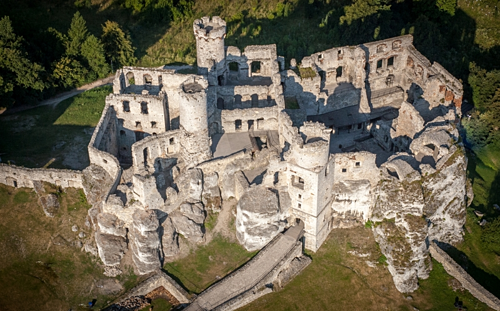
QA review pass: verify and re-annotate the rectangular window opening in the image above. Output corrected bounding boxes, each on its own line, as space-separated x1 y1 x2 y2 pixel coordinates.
342 168 347 173
377 59 383 69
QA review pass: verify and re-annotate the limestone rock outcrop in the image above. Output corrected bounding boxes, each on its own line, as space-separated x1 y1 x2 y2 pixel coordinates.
130 210 162 274
236 186 286 251
202 172 221 212
82 164 114 206
161 217 180 258
95 212 128 266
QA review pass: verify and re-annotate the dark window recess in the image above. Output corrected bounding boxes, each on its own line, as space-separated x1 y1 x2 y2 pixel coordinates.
342 168 347 173
141 102 148 114
388 56 395 67
235 120 242 130
169 137 175 144
355 162 361 167
377 59 383 69
123 101 130 112
120 130 125 136
151 121 157 128
136 121 141 128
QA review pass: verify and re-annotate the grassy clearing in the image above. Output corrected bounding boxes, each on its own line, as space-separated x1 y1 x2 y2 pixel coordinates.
0 183 138 311
238 227 491 311
139 298 172 311
0 86 109 169
163 234 256 294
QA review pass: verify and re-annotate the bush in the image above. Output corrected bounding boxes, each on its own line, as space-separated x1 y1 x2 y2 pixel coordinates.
481 217 500 254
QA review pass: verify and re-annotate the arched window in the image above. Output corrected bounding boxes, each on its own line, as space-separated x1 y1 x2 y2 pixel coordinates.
126 72 135 85
143 74 152 85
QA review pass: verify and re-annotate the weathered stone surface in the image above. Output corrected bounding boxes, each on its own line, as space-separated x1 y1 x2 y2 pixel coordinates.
170 212 204 243
392 101 425 139
236 186 285 251
95 232 127 266
82 164 113 206
177 168 203 203
179 202 205 224
202 172 222 211
130 209 162 275
40 193 60 217
331 180 371 225
161 217 179 257
97 213 127 237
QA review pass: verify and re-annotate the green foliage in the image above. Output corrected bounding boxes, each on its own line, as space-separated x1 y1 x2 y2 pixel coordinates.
121 0 194 24
364 220 373 228
52 57 88 88
481 217 500 254
81 35 109 78
101 20 137 68
66 12 88 57
377 254 387 264
468 63 500 113
340 0 391 25
436 0 456 16
0 16 46 107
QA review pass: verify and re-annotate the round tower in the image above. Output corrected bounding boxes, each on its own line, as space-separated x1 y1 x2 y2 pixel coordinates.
178 77 209 135
193 16 226 76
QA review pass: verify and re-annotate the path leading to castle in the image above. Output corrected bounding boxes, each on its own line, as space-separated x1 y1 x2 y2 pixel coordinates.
185 225 303 311
2 76 114 115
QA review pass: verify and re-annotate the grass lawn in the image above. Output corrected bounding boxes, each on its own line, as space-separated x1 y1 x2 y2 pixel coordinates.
163 234 256 294
238 227 492 311
0 86 109 169
0 183 138 311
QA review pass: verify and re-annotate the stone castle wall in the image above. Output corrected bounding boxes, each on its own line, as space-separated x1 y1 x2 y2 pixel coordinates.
429 242 500 311
0 164 83 189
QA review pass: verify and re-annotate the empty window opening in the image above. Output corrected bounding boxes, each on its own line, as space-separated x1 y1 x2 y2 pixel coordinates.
251 61 261 74
218 75 224 86
122 147 127 151
141 102 148 114
143 148 148 168
248 120 254 130
126 72 135 85
298 203 302 209
257 118 264 130
235 119 242 130
358 123 362 129
377 59 383 69
123 101 130 112
152 132 157 136
339 144 343 149
143 74 152 85
292 175 305 189
217 98 224 109
229 62 239 72
355 162 361 167
169 137 175 144
298 194 302 199
336 66 343 78
120 130 125 136
338 50 342 55
234 95 242 106
13 180 17 188
319 70 326 82
151 121 157 128
158 75 163 85
251 94 259 107
136 121 141 128
342 168 347 173
388 56 395 67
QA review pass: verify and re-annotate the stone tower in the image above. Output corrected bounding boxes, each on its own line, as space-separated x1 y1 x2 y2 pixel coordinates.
178 76 212 166
193 16 226 84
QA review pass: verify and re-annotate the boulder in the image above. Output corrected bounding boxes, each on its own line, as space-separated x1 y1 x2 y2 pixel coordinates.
161 217 179 257
179 202 205 224
170 212 204 243
95 232 127 266
82 164 114 206
202 172 222 212
129 209 162 275
236 186 285 251
97 213 127 237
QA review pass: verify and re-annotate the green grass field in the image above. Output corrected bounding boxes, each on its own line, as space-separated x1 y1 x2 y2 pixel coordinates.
0 184 139 311
163 234 256 294
0 86 109 169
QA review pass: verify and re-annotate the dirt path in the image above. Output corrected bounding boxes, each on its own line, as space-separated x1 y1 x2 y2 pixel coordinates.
1 76 114 115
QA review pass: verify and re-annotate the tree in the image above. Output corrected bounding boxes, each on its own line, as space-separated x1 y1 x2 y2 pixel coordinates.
0 16 45 107
481 217 500 254
101 21 137 68
66 12 88 57
81 34 109 78
51 56 88 88
340 0 391 26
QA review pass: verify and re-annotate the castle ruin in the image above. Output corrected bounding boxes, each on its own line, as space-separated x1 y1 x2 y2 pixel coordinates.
0 16 470 301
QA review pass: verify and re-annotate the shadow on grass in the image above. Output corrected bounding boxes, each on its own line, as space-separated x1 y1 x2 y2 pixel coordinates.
441 242 500 298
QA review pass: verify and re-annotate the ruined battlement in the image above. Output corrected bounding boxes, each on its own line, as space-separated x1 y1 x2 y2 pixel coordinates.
193 16 226 40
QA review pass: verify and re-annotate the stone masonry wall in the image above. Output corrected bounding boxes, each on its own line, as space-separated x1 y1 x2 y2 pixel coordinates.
0 164 83 189
429 242 500 311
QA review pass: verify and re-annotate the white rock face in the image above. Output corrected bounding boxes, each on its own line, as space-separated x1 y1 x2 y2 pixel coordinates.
161 217 179 257
129 209 162 275
236 186 285 251
331 180 371 227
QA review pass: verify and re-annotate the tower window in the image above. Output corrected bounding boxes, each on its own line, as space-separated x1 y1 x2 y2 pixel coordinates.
251 61 261 74
136 121 141 128
342 168 347 173
355 162 361 167
235 120 242 130
388 56 395 67
141 101 148 114
377 59 383 69
123 101 130 112
169 137 175 144
151 121 157 128
298 203 302 209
